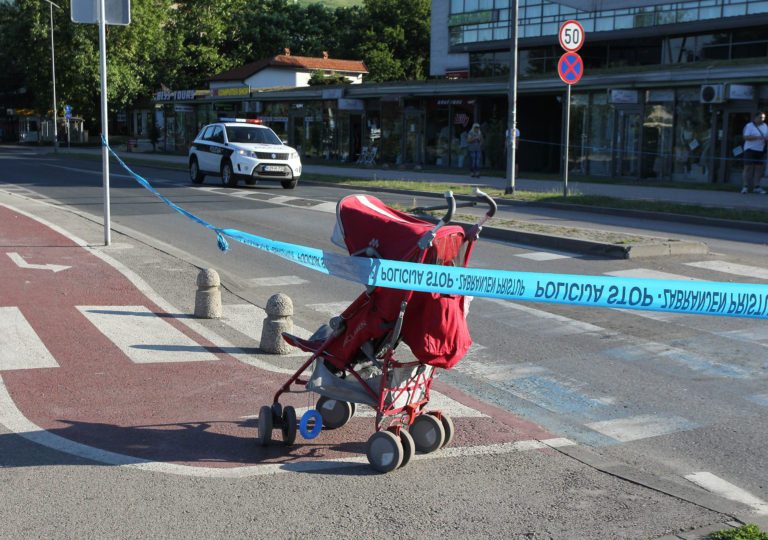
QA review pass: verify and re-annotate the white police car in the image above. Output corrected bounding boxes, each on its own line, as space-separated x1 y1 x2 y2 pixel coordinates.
188 118 302 189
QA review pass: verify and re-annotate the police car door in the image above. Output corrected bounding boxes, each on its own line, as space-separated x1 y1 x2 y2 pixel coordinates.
201 125 225 172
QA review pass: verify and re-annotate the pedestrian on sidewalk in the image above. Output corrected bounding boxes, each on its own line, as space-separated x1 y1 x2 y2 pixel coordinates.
467 123 484 178
741 111 768 194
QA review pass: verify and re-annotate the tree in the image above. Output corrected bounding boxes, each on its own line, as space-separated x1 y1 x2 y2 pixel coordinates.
357 0 430 82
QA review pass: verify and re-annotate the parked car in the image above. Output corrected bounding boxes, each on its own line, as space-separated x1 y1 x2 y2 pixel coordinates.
188 118 302 189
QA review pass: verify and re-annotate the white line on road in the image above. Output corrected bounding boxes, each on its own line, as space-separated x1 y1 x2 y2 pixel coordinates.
77 305 220 363
515 251 570 261
685 472 768 515
685 260 768 281
246 275 309 287
586 414 698 443
7 252 71 273
0 307 59 370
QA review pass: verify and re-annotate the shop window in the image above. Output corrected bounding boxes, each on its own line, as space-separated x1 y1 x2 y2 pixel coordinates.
673 91 712 182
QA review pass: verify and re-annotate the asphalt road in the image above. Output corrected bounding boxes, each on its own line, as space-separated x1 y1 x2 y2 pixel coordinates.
1 147 768 538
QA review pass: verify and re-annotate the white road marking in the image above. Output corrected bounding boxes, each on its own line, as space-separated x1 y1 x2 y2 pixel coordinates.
685 260 768 281
482 297 608 335
7 252 71 273
306 301 352 316
748 393 768 407
605 268 702 281
311 201 337 213
516 251 570 261
77 305 220 363
246 275 309 287
685 472 768 515
586 414 697 442
0 307 59 370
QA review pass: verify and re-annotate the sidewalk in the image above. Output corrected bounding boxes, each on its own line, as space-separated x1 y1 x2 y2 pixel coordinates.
41 144 768 214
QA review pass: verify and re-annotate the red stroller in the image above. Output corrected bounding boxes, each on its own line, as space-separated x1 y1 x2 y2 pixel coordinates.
257 189 497 472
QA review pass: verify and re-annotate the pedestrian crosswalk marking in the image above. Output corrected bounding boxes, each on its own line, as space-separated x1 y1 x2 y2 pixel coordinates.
605 268 701 281
685 260 768 281
586 414 698 443
0 307 59 371
685 472 768 515
246 275 309 287
515 251 570 261
306 301 352 316
77 305 220 364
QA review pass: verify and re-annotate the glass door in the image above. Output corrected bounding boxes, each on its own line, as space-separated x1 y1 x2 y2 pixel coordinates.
403 111 425 165
613 107 642 177
718 110 751 185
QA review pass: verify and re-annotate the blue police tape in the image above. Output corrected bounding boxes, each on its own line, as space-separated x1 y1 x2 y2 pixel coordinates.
104 140 768 319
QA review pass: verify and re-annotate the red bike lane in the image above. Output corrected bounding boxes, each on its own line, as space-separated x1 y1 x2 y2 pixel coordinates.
0 203 559 471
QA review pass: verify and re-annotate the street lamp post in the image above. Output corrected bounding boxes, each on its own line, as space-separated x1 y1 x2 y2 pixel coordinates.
42 0 61 151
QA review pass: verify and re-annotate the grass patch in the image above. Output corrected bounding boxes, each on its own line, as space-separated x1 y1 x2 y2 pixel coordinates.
709 523 768 539
303 173 768 224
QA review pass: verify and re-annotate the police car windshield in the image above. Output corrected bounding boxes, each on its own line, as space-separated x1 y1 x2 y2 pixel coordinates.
226 125 282 145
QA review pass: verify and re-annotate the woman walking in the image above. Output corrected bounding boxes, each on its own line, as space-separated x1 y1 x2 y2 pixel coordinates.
467 123 484 177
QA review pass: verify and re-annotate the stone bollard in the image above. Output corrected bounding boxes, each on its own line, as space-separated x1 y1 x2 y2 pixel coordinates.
260 293 294 354
194 268 222 319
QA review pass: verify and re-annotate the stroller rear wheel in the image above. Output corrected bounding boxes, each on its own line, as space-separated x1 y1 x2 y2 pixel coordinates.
366 431 404 473
317 396 355 429
410 413 445 453
257 405 273 445
429 412 455 449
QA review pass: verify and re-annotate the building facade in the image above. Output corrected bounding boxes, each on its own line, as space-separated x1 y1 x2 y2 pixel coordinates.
146 1 768 185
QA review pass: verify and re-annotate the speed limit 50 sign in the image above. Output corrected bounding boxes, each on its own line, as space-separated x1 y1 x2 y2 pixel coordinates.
559 20 584 52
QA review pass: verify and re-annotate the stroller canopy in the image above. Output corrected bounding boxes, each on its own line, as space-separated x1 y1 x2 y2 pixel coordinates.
332 195 466 264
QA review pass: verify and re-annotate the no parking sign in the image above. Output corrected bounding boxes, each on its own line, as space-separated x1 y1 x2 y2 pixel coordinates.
557 52 584 85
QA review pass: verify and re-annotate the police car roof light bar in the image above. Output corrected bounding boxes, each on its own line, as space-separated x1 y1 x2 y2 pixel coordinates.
218 118 262 124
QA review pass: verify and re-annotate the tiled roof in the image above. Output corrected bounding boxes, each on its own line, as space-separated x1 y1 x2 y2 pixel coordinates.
208 54 367 82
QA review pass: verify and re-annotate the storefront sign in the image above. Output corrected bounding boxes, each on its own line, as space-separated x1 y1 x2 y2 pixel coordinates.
728 84 754 100
155 90 195 101
445 70 469 79
454 113 470 126
647 89 674 102
338 98 364 111
211 87 250 98
609 89 639 103
174 105 193 113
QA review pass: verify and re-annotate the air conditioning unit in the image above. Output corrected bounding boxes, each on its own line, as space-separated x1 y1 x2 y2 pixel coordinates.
700 84 726 104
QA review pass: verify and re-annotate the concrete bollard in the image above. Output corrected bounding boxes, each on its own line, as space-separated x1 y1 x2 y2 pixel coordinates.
194 268 222 319
260 293 294 354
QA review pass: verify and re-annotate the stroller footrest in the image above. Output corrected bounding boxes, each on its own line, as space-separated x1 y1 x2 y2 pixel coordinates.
282 333 324 353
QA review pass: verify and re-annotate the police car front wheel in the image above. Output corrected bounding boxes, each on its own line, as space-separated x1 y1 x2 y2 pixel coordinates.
221 161 238 187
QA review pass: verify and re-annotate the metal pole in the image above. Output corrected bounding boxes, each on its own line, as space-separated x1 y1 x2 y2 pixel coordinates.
564 84 571 197
45 1 60 151
504 0 519 195
99 0 111 245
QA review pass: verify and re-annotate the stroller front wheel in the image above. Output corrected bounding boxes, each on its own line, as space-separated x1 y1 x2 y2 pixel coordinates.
366 431 404 473
257 405 273 445
410 414 445 453
281 405 297 446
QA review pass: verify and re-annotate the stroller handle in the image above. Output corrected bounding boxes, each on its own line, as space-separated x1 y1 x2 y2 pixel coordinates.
417 191 456 250
472 188 497 218
442 191 456 224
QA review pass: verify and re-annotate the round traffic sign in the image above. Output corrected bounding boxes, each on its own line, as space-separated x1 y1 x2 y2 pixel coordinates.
559 20 585 52
558 52 584 84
